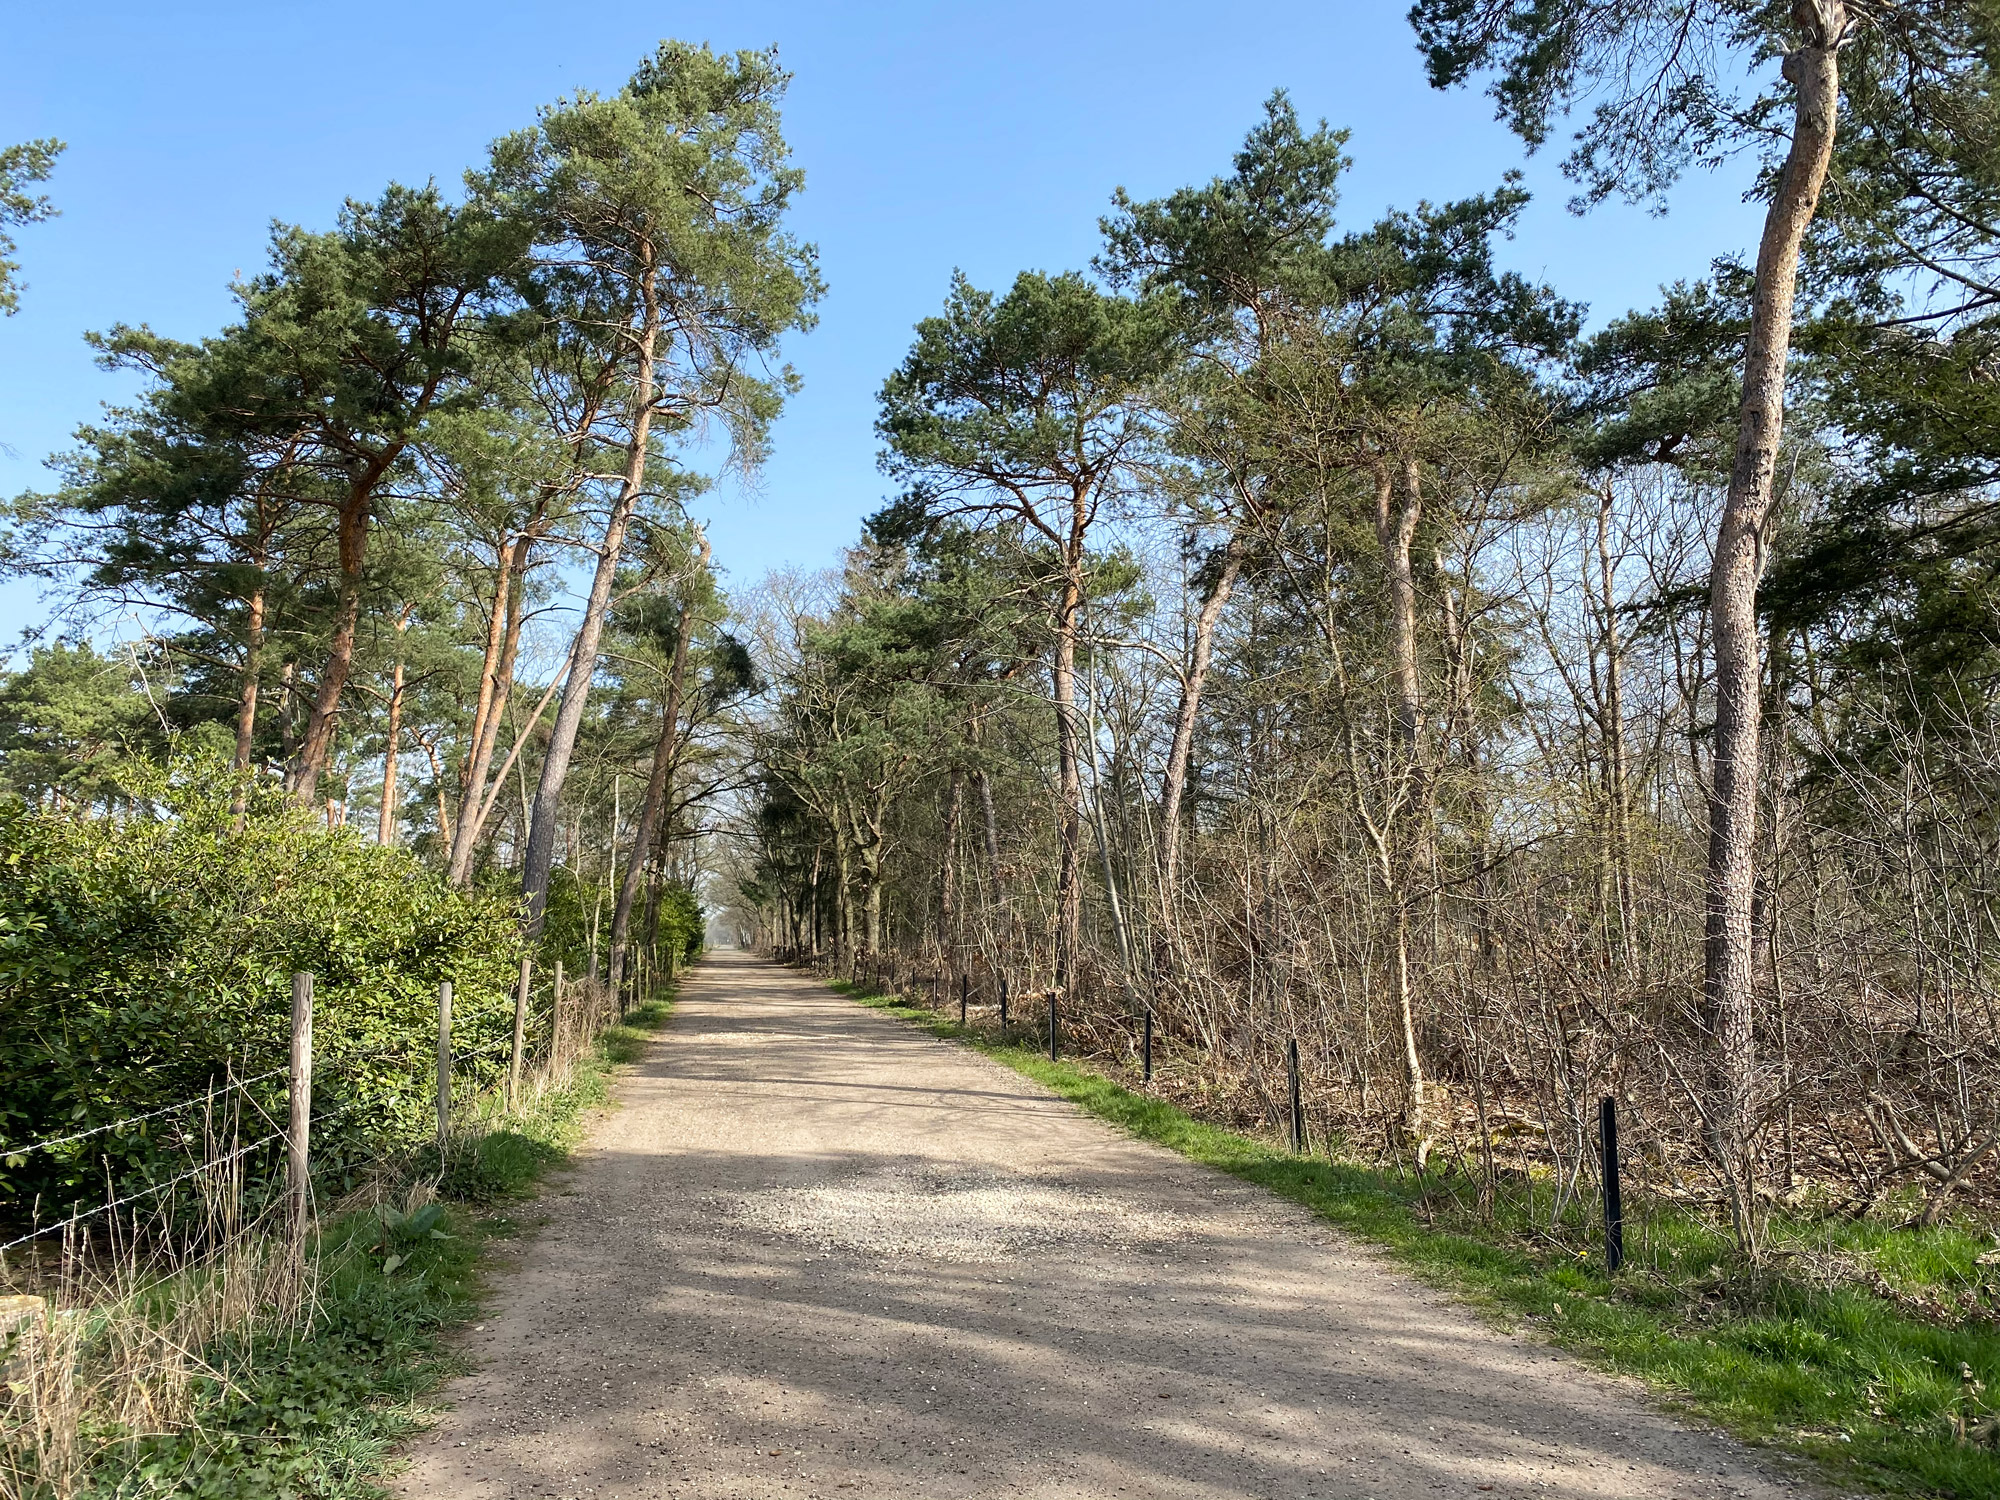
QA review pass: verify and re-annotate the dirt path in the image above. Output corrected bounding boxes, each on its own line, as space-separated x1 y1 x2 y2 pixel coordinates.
394 950 1823 1500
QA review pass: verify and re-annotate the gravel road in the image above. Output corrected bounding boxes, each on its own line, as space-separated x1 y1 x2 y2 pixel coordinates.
393 948 1827 1500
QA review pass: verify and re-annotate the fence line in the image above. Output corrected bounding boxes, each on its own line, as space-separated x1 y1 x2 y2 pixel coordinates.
0 1046 518 1262
3 961 640 1261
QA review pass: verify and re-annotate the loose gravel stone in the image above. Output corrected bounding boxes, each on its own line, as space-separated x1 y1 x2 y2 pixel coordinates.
725 1164 1193 1263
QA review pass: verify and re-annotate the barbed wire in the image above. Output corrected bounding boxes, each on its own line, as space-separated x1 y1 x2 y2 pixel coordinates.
450 1037 517 1062
0 1130 286 1256
4 1030 544 1161
1 1068 290 1162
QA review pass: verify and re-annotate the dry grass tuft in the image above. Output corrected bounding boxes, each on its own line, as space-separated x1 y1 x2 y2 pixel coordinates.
1 1131 316 1500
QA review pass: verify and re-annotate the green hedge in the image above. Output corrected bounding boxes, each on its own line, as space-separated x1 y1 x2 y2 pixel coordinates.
653 880 705 966
0 772 524 1225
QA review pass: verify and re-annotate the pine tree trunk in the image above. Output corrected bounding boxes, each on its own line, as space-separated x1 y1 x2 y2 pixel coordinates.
521 278 661 935
233 584 265 774
865 849 883 956
278 660 298 790
976 767 1002 882
941 766 963 963
609 594 695 993
291 488 372 806
378 656 405 847
450 533 529 882
1159 535 1243 900
230 583 266 829
1051 564 1084 1000
835 837 855 969
1703 5 1843 1255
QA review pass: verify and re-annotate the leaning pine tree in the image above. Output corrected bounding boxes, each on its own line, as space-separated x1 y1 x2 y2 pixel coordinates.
487 40 822 936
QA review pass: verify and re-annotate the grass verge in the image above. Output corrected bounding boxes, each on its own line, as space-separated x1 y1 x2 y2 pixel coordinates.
834 978 2000 1500
74 994 678 1500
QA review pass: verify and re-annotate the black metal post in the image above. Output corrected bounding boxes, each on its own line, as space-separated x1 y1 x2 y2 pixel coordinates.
1288 1037 1304 1153
1600 1096 1625 1274
1142 1009 1153 1084
999 974 1009 1034
959 973 968 1027
1048 993 1058 1062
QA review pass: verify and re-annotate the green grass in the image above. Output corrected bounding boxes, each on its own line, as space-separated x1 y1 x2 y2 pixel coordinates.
434 995 676 1202
78 991 679 1499
837 977 2000 1499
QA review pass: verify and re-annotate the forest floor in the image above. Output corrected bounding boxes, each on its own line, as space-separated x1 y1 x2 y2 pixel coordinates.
391 949 1828 1500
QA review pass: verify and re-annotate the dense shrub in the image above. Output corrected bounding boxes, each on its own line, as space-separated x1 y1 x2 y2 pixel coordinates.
525 866 706 982
0 772 524 1224
654 880 706 966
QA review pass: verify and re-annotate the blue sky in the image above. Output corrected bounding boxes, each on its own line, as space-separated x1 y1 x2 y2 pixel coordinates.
0 1 1766 639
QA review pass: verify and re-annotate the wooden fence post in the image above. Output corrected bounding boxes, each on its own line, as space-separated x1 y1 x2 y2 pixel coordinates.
288 972 314 1228
436 980 453 1154
551 958 564 1074
508 955 531 1113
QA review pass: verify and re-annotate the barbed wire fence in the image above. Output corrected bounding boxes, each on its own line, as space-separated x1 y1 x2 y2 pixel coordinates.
0 954 633 1277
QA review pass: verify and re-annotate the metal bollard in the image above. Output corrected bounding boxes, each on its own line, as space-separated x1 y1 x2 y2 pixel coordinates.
999 974 1009 1034
1288 1037 1305 1153
1600 1096 1625 1274
960 972 968 1027
1048 993 1058 1062
1143 1008 1153 1085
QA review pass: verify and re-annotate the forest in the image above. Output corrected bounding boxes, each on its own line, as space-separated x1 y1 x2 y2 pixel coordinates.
4 3 2000 1495
742 2 2000 1259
